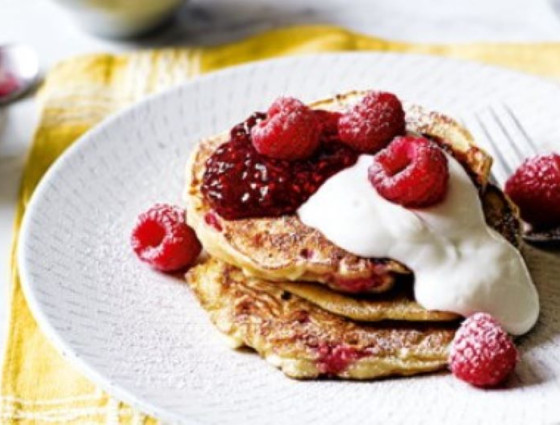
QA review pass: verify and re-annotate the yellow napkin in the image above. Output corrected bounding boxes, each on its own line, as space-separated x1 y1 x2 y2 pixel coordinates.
2 25 560 424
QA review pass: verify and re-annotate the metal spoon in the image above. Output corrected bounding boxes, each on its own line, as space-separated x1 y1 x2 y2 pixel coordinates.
0 44 39 105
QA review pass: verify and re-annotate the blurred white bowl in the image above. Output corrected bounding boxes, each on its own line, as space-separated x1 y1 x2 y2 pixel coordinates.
53 0 186 38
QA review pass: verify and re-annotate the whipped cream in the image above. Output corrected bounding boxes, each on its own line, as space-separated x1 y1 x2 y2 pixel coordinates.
297 154 539 335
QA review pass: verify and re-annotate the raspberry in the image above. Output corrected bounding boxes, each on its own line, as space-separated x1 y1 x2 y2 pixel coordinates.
131 204 201 272
251 97 320 160
317 343 364 375
449 313 518 388
505 153 560 229
368 136 449 208
0 71 20 97
338 91 405 153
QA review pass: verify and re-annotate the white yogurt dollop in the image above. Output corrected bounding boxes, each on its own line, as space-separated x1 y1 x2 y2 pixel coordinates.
297 154 539 335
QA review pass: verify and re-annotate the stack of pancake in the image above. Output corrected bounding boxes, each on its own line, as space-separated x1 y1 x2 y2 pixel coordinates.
183 91 521 380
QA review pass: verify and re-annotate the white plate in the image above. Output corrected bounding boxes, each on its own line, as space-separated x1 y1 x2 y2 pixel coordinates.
18 53 560 424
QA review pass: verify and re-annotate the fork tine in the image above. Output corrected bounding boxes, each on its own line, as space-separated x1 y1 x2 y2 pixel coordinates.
501 103 540 156
487 106 527 163
473 111 513 177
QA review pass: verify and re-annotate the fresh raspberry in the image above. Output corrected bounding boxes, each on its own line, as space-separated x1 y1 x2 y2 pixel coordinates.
505 153 560 229
251 97 320 160
368 136 449 208
449 313 518 388
131 204 201 272
338 91 405 153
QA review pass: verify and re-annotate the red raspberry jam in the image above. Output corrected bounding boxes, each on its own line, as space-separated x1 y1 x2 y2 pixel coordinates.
201 112 358 220
203 211 223 232
332 276 384 293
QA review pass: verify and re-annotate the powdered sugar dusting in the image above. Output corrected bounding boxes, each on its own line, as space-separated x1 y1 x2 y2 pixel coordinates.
450 313 518 387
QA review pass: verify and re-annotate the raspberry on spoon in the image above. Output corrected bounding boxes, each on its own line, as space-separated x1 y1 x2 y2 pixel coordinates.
338 91 405 153
505 153 560 229
368 136 449 208
251 97 321 160
131 204 201 272
449 313 518 388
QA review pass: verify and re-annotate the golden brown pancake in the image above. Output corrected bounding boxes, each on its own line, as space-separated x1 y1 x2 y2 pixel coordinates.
186 257 456 379
184 91 497 293
278 281 459 322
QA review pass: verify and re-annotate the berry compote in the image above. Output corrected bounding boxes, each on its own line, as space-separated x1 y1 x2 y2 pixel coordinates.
201 111 358 220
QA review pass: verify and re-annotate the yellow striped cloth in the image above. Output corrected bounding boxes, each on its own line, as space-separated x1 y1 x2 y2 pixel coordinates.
2 25 560 424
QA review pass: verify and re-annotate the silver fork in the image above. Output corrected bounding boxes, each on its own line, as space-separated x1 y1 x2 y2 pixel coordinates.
469 103 538 183
464 104 559 245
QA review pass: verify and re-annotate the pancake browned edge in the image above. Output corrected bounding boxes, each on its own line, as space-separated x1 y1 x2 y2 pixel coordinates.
186 257 457 380
185 90 510 295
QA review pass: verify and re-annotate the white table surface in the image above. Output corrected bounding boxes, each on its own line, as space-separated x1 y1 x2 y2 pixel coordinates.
1 0 560 363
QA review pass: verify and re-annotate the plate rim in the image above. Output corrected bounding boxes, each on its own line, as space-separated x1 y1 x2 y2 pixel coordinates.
16 51 560 424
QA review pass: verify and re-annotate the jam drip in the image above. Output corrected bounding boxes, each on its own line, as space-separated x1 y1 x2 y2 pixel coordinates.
201 112 358 220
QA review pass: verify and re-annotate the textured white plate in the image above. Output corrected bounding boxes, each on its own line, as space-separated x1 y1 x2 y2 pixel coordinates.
18 53 560 424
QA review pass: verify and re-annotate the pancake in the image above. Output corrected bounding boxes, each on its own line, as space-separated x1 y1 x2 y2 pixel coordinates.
481 184 521 246
186 257 456 380
278 280 459 322
184 91 496 293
